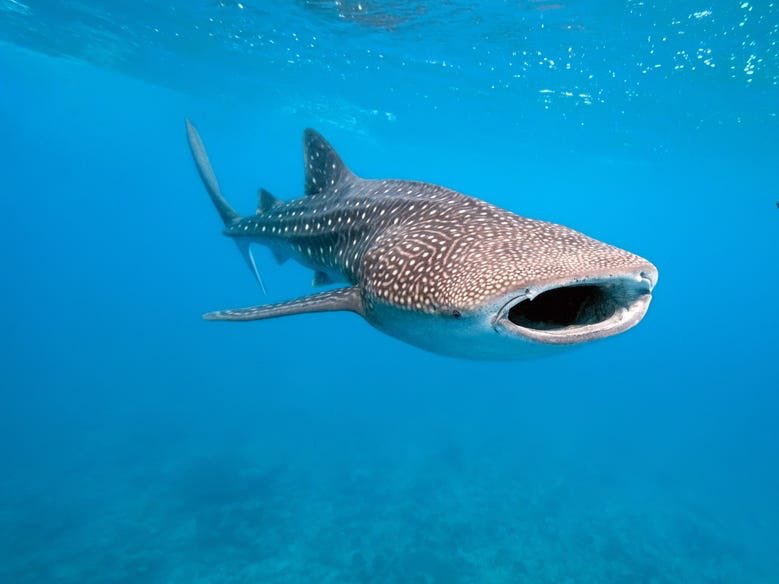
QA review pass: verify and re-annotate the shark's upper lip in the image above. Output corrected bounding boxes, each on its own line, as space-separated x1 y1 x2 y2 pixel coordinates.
495 267 656 344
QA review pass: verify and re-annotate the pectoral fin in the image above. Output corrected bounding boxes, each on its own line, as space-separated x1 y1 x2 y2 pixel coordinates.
203 287 363 321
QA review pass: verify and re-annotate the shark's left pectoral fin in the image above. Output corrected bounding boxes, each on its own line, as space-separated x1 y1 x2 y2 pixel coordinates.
203 287 363 321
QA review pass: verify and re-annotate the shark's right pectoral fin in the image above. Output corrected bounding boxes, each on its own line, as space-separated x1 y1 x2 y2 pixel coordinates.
203 287 363 321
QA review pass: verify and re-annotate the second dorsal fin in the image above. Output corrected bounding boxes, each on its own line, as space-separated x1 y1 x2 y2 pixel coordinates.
257 188 282 213
303 129 356 196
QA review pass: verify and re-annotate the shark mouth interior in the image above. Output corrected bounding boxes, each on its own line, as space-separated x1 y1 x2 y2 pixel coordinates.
502 276 653 343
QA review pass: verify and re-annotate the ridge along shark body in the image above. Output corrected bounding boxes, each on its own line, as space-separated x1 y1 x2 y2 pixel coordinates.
186 120 658 360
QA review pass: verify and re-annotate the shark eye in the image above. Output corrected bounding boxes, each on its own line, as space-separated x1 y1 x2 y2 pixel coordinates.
452 310 462 319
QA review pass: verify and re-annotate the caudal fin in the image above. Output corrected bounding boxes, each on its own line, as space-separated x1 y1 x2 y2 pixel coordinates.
185 119 240 226
185 119 266 293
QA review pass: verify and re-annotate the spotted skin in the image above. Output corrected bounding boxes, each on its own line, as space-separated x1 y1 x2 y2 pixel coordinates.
187 121 657 359
226 174 647 315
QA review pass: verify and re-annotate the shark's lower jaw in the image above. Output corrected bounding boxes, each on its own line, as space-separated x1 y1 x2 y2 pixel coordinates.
496 270 656 345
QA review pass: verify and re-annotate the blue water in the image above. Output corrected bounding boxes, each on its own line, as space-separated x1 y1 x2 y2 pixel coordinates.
1 1 778 582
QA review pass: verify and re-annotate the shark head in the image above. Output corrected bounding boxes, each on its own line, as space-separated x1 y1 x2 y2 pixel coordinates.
361 213 658 360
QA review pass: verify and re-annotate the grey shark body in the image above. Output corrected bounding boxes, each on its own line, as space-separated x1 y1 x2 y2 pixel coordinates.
186 121 657 360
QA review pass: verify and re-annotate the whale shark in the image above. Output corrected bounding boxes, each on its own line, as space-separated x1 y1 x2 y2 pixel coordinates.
186 120 658 360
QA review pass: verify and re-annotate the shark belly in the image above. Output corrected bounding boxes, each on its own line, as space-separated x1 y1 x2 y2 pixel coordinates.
365 300 568 360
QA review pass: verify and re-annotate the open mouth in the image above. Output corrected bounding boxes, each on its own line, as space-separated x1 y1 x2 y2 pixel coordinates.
498 272 655 344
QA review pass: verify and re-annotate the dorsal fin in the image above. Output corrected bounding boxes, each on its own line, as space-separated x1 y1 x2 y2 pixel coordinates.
257 188 281 213
303 129 356 196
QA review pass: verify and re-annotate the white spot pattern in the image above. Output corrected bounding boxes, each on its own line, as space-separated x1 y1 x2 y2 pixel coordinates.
227 176 647 315
224 129 650 315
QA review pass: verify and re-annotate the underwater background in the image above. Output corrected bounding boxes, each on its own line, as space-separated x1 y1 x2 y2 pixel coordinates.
1 1 778 582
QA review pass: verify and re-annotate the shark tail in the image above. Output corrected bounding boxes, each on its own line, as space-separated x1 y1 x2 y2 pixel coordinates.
185 119 266 293
185 119 239 226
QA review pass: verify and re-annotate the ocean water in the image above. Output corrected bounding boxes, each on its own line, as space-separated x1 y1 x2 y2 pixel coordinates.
1 1 778 582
